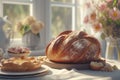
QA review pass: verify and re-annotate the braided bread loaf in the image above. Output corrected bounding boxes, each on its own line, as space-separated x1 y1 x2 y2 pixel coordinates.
46 31 101 63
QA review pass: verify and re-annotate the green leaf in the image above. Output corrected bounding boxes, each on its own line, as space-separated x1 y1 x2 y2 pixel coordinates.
113 0 117 7
23 25 30 33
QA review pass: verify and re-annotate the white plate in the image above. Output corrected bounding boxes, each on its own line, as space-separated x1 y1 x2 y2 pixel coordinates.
0 66 48 76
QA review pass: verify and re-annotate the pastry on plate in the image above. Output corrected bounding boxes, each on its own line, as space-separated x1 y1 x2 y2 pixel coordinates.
0 56 42 72
7 47 30 57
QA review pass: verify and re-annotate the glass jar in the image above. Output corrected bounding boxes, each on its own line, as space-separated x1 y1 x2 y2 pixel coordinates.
105 37 120 61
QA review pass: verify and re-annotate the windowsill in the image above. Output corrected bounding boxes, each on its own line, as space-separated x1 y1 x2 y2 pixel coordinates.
30 49 45 56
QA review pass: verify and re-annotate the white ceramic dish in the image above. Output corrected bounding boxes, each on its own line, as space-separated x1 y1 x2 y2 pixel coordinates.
0 66 48 76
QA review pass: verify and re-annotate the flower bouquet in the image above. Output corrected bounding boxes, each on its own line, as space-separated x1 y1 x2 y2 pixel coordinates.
15 16 44 50
84 0 120 39
83 0 120 60
16 16 44 36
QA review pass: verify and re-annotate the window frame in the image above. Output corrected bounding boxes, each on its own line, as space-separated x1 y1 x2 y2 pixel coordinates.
50 0 82 34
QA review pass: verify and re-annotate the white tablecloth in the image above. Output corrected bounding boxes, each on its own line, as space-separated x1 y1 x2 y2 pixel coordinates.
0 60 120 80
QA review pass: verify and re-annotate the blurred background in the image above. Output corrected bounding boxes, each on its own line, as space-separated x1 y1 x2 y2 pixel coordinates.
0 0 89 54
0 0 85 39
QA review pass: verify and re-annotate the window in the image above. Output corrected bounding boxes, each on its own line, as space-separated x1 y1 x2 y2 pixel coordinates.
0 0 32 38
0 0 85 53
0 0 48 53
50 0 84 38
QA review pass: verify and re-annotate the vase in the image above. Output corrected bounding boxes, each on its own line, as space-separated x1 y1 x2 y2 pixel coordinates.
22 30 41 50
105 37 120 61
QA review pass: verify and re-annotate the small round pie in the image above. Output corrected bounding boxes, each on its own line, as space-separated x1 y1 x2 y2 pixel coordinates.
1 56 42 72
7 47 30 57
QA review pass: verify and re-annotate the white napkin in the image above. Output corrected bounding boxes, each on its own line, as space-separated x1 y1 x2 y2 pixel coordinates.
41 60 120 80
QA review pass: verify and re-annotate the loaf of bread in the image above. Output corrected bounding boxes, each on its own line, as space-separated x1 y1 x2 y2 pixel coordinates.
46 30 101 63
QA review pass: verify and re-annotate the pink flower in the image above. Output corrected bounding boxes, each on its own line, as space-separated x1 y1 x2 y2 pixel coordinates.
92 22 102 32
98 2 107 11
109 7 120 20
90 12 96 21
84 15 89 23
84 12 97 24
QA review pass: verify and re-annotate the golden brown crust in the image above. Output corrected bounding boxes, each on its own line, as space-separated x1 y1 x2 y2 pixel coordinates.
1 57 42 72
46 30 101 63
